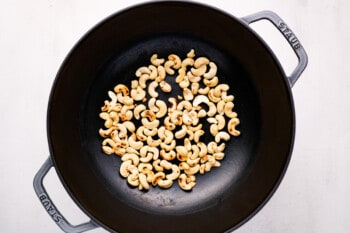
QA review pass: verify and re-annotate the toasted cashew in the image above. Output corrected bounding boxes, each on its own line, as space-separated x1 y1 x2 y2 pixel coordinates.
214 152 225 160
158 179 173 189
121 153 140 165
136 126 147 141
194 57 209 68
198 86 210 95
183 88 194 101
122 121 136 133
187 49 195 58
184 164 200 175
147 136 161 148
160 149 176 160
224 102 238 118
148 97 159 112
164 116 176 131
215 131 231 143
194 130 205 143
168 97 177 113
203 62 217 79
214 84 230 97
153 159 163 172
179 162 190 170
152 172 165 186
217 100 226 115
207 102 217 117
128 133 143 150
179 76 190 89
135 66 151 77
159 80 172 93
170 110 183 126
114 84 130 96
150 54 165 66
133 104 146 120
190 65 206 77
142 118 160 129
187 71 201 83
228 118 241 136
160 160 172 170
139 74 151 89
164 60 175 75
168 54 181 69
166 165 180 180
139 173 150 190
210 124 219 136
120 160 132 178
141 109 156 121
156 66 166 82
155 100 167 118
178 174 196 191
215 114 226 130
100 112 113 128
222 92 234 102
192 95 209 106
208 89 221 103
203 76 219 87
175 125 187 139
197 142 208 157
144 128 157 137
148 81 159 98
130 86 146 101
102 145 114 155
99 127 114 138
160 140 176 151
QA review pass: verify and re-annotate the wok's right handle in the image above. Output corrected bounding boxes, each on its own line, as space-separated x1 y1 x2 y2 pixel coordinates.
33 157 98 233
241 11 308 87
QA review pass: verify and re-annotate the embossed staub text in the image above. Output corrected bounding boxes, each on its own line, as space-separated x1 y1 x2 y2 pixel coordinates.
39 193 62 223
278 21 301 50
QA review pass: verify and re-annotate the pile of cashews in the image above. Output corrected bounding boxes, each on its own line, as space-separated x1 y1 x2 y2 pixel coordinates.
99 49 240 191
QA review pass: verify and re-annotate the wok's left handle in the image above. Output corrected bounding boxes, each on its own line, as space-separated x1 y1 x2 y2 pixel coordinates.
241 11 308 87
33 157 99 233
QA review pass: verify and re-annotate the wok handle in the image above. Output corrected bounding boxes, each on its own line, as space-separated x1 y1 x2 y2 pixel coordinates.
241 11 308 87
33 157 99 233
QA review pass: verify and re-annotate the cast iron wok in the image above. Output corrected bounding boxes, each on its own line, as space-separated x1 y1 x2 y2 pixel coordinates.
34 1 308 233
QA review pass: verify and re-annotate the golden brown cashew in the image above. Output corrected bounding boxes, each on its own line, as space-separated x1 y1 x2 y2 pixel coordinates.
215 131 231 143
156 66 166 82
133 104 146 120
227 118 241 136
164 60 175 75
120 160 132 178
160 149 176 160
155 100 167 118
203 76 219 87
128 133 143 150
159 80 172 93
158 179 173 189
224 102 238 118
150 54 165 66
121 153 140 165
178 173 196 191
203 62 217 79
215 114 226 130
135 66 151 77
152 172 165 186
168 54 182 69
166 165 180 181
148 81 159 98
138 173 150 190
130 86 146 101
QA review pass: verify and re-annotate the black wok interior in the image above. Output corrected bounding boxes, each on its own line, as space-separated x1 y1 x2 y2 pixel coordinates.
47 2 294 233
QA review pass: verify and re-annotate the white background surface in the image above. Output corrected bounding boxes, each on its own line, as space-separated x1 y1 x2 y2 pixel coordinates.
1 0 349 232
